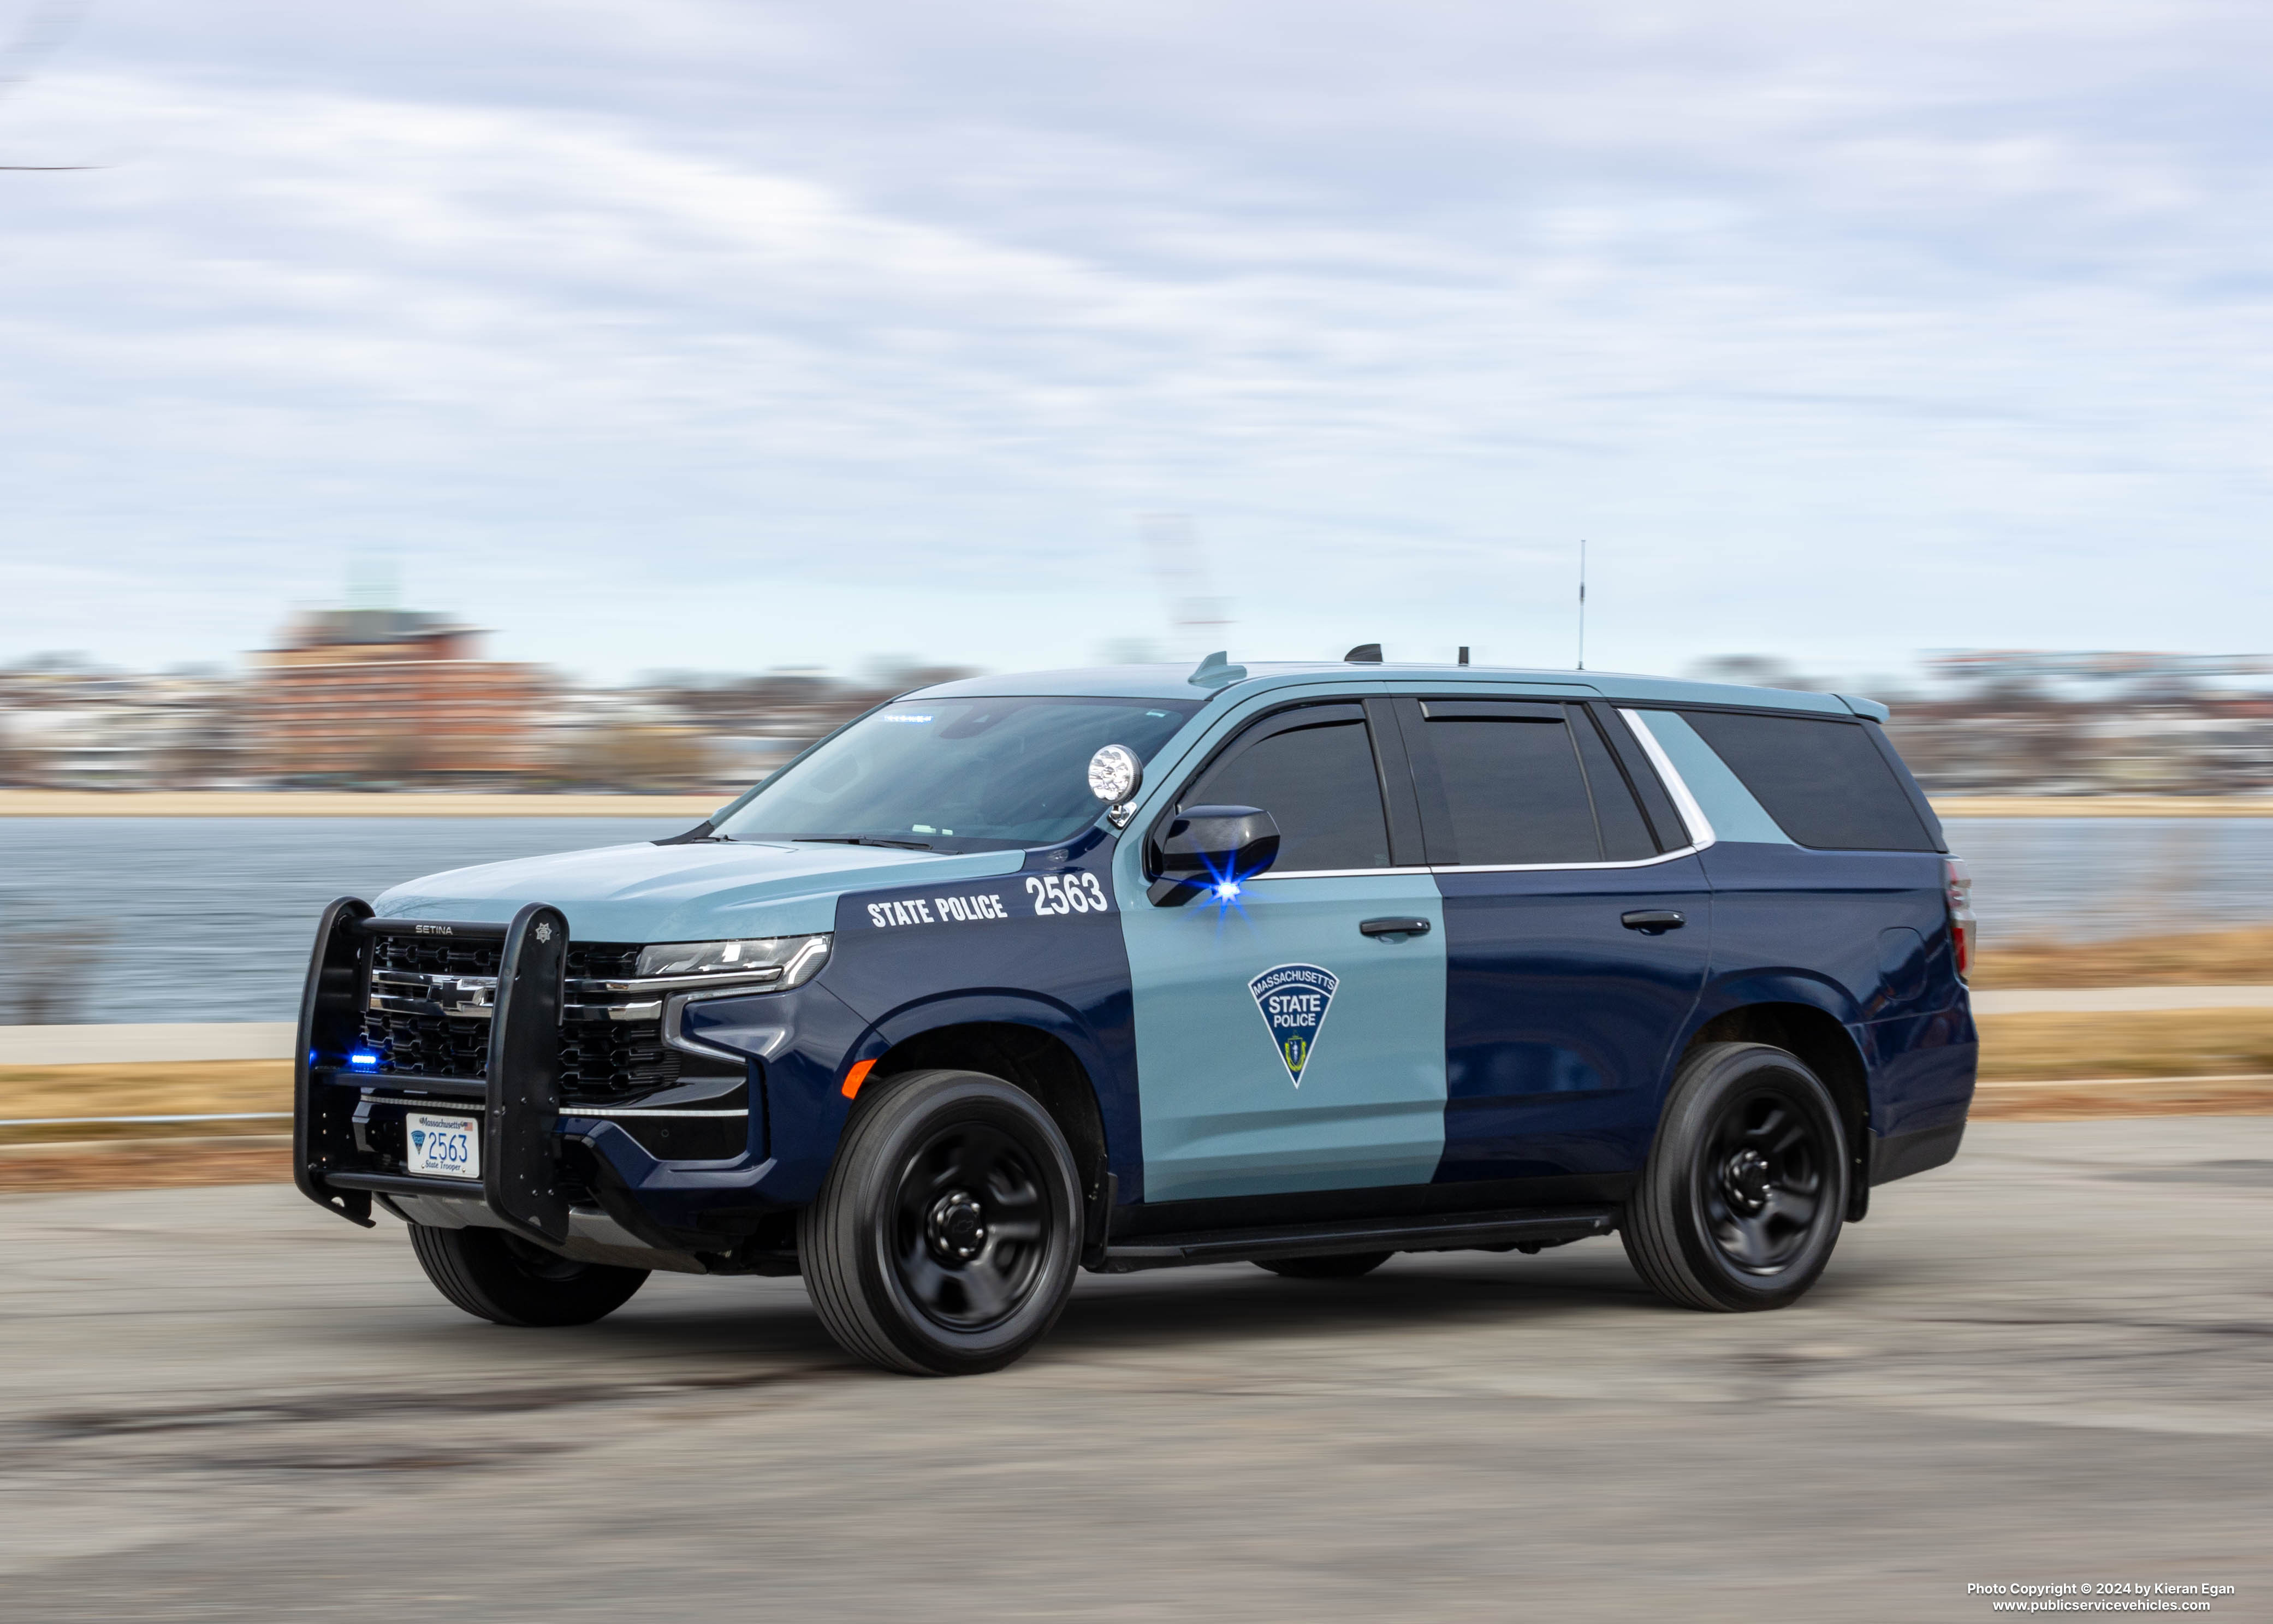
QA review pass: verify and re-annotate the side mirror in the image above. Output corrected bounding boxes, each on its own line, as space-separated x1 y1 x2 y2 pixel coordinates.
1147 804 1280 906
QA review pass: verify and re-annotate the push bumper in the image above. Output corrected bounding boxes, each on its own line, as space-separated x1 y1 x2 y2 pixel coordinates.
293 899 820 1267
296 899 574 1246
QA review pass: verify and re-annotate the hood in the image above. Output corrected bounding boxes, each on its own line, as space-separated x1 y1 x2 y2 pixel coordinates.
374 840 1028 944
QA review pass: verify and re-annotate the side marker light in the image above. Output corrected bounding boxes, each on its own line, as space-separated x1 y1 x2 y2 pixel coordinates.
841 1058 877 1099
1214 881 1241 901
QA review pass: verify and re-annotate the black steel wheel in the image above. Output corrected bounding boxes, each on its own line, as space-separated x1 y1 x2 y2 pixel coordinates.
799 1069 1083 1376
1621 1042 1848 1312
1255 1250 1393 1279
407 1223 648 1327
888 1119 1052 1332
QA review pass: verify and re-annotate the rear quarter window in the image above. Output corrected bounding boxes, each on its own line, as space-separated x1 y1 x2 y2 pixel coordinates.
1676 710 1937 852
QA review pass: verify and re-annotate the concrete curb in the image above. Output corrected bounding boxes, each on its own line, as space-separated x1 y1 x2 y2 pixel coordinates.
0 1024 298 1065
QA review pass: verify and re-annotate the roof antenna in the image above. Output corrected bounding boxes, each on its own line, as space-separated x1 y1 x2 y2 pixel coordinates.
1457 645 1470 666
1576 540 1587 672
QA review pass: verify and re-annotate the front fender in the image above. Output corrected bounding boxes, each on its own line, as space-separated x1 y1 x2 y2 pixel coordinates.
848 989 1139 1195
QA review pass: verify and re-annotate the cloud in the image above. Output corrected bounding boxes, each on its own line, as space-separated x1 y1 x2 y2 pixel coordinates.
0 0 2268 678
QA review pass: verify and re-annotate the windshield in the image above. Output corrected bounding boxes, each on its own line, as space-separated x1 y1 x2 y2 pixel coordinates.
713 695 1203 851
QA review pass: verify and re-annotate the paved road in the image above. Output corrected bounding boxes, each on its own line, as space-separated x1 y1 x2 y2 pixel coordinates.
2 1121 2267 1623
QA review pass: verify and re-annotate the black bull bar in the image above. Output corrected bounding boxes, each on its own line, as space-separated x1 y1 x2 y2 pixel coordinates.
293 897 575 1246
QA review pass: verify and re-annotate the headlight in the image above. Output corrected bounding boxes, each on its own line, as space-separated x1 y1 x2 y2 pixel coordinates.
636 933 832 989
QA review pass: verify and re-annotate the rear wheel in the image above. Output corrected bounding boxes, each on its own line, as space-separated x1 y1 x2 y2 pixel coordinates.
1255 1250 1393 1279
407 1223 648 1327
798 1069 1083 1376
1622 1042 1848 1312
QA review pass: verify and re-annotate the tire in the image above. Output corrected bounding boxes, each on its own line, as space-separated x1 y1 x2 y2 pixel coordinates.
798 1069 1084 1376
1621 1042 1848 1313
407 1223 649 1327
1255 1251 1393 1279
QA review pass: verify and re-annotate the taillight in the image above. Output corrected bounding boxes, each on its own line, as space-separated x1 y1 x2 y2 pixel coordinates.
1944 857 1974 980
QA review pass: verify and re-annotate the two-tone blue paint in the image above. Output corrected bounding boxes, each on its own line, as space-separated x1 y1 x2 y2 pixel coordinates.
365 659 1974 1234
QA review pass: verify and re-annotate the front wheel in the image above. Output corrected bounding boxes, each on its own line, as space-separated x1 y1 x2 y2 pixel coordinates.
798 1069 1084 1376
407 1223 648 1327
1621 1042 1848 1312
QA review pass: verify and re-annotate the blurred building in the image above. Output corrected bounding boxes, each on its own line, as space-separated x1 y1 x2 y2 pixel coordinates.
1880 653 2273 796
245 609 552 786
0 659 248 789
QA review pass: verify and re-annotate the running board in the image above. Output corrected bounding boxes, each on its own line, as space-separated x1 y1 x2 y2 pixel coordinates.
1095 1206 1617 1274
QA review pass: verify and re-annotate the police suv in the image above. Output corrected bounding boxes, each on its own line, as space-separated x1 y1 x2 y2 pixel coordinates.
293 652 1977 1375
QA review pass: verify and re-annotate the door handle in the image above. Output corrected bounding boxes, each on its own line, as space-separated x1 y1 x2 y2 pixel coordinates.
1621 910 1686 934
1359 916 1431 938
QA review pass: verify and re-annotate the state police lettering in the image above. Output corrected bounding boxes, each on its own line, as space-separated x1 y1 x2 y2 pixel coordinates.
866 893 1012 929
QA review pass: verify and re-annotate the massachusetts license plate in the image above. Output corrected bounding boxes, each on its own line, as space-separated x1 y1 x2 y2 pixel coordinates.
405 1112 480 1180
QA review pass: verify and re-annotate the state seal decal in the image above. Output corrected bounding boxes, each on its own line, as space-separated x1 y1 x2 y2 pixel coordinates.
1248 963 1338 1087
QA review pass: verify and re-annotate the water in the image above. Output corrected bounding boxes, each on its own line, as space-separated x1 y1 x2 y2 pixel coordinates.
0 819 681 1025
1 815 2269 1023
1942 819 2273 945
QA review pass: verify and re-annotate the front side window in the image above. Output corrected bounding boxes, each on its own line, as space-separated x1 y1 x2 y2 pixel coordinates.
715 696 1201 851
1181 703 1392 871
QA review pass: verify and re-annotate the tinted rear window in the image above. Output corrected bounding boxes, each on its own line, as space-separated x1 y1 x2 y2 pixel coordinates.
1677 710 1936 851
1417 704 1601 865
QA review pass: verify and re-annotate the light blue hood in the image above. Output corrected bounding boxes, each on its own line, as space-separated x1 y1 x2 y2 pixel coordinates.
375 840 1029 944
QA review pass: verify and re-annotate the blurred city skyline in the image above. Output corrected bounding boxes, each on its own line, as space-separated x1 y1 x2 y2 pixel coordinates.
5 2 2272 681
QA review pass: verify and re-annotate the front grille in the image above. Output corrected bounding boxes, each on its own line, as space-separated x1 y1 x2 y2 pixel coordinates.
361 1011 728 1101
567 942 640 980
357 936 735 1103
372 934 503 978
366 1009 492 1080
370 935 638 981
560 1024 732 1105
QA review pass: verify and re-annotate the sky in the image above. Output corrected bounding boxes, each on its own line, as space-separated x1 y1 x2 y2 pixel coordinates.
1 0 2268 685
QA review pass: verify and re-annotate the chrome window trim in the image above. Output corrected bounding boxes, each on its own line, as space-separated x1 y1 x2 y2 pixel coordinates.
1422 845 1705 875
1617 707 1717 849
1243 713 1718 878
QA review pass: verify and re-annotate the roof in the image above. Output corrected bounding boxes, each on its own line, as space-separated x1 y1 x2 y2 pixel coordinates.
905 661 1885 720
274 609 476 650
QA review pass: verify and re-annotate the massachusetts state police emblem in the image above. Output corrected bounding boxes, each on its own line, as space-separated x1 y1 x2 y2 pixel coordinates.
1248 963 1338 1087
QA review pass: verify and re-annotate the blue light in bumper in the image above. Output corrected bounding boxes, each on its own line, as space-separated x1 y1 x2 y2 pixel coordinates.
348 1051 380 1068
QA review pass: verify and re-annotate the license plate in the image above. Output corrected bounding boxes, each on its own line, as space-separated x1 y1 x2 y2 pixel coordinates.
405 1112 480 1180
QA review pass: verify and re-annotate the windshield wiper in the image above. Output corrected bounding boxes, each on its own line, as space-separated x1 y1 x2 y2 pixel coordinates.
791 835 936 851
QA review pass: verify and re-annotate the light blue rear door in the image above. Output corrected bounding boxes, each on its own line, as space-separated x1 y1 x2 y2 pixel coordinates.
1116 700 1447 1203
